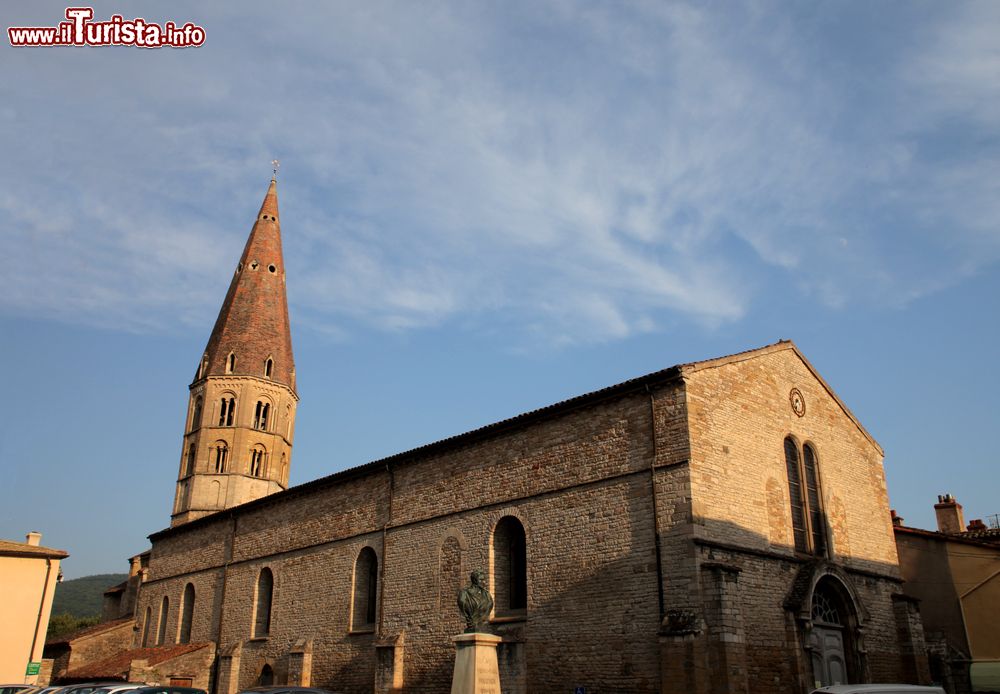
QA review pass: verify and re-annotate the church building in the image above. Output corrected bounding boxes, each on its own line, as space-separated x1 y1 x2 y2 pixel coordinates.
96 178 930 694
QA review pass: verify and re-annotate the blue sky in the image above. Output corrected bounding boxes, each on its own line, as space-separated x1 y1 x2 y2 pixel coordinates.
1 1 998 578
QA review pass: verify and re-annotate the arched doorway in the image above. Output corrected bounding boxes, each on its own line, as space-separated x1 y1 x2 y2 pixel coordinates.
258 663 274 686
808 577 856 688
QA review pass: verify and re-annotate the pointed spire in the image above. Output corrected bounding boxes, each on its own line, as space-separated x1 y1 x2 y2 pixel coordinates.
198 179 296 392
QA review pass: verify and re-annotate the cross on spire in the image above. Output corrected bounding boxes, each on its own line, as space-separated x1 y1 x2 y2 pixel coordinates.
272 159 280 180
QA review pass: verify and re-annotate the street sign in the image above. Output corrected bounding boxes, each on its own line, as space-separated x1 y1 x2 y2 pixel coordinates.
26 662 41 676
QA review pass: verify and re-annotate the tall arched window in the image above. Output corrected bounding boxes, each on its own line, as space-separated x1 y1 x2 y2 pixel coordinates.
254 401 270 431
141 606 152 647
219 397 236 426
264 358 273 379
352 547 378 629
156 596 169 645
226 352 236 374
785 436 826 555
179 583 195 644
803 444 826 555
249 445 266 477
493 516 527 615
213 441 229 473
253 568 273 638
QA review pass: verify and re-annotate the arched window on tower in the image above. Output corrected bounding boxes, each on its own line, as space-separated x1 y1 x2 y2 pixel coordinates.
219 397 236 426
352 547 379 630
185 443 196 477
226 352 236 374
156 595 169 645
198 355 208 380
252 568 273 638
492 516 527 615
249 445 266 477
213 441 229 473
264 358 273 379
179 583 195 644
190 396 203 431
254 401 270 431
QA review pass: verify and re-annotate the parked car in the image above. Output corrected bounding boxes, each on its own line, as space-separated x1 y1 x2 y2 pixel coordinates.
811 685 946 694
89 685 148 694
236 687 341 694
0 686 37 694
129 687 206 694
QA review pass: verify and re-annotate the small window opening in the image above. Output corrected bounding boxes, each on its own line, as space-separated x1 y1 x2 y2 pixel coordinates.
213 442 229 473
191 397 202 431
249 446 266 477
185 443 196 476
264 358 273 378
226 352 236 374
268 264 276 273
250 260 259 270
219 397 236 426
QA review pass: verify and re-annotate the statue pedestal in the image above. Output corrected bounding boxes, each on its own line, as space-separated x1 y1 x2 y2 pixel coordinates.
450 632 502 694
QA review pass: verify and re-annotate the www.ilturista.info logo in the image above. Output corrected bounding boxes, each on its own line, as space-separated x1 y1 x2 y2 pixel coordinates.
8 7 205 47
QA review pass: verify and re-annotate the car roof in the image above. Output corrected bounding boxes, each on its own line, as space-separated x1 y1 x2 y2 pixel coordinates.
812 686 946 694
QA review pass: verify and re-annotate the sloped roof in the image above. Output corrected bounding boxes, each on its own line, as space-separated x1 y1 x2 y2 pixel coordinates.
46 617 133 647
152 339 874 539
62 643 211 680
0 538 68 559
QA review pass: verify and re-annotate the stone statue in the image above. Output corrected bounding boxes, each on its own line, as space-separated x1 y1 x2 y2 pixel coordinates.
457 570 494 633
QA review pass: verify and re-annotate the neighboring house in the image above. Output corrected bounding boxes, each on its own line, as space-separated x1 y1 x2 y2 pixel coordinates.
894 497 1000 694
44 618 135 683
0 532 68 684
74 178 932 694
58 643 215 689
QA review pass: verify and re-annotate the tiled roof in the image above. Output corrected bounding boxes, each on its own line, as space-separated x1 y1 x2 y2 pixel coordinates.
960 527 1000 542
0 538 68 559
104 580 127 595
895 524 1000 549
46 617 133 646
63 643 211 680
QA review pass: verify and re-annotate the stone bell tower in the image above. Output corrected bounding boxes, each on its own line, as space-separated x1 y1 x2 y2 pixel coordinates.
171 177 298 526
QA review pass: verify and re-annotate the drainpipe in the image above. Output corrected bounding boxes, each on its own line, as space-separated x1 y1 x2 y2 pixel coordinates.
645 384 666 620
378 463 395 637
29 558 54 682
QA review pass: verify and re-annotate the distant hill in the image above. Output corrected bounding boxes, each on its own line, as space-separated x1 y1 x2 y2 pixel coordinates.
51 573 127 618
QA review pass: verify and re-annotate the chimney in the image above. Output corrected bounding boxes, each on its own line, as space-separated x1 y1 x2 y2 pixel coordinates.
935 494 965 534
25 531 42 546
890 509 904 527
967 519 987 532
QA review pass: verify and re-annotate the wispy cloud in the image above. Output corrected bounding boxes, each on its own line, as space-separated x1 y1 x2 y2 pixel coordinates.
3 1 998 343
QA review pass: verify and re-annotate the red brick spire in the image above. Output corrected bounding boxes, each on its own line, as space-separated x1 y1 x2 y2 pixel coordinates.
197 178 296 392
